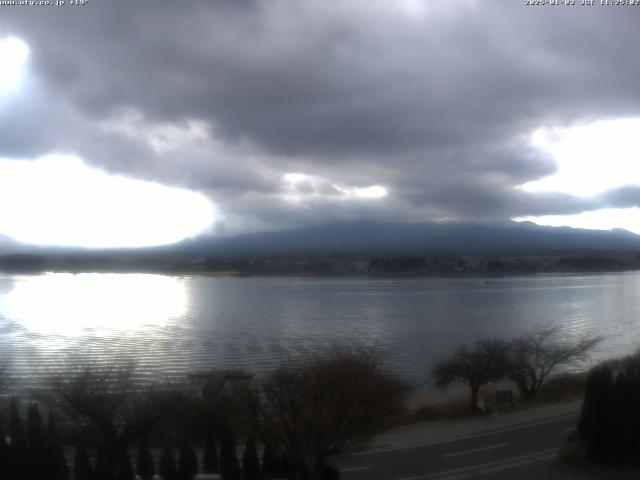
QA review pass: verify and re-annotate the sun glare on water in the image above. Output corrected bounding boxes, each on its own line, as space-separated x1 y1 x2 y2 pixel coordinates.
1 273 189 337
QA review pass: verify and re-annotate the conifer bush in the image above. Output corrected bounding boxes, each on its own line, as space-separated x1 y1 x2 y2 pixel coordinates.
73 444 94 480
159 447 178 480
0 418 10 479
202 428 219 473
219 424 240 480
178 438 198 480
242 436 261 480
10 397 27 480
260 444 279 480
576 355 640 465
136 437 155 480
116 450 135 480
47 411 70 480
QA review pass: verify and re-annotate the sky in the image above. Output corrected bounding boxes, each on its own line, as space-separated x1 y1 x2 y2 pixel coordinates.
0 0 639 248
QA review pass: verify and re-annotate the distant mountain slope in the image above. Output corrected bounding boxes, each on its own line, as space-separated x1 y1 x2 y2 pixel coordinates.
3 220 640 261
0 233 22 254
173 220 640 257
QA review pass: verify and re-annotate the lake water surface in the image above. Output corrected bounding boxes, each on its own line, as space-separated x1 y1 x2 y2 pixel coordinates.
0 271 638 392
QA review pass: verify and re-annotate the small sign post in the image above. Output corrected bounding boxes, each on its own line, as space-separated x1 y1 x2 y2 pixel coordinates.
496 389 514 411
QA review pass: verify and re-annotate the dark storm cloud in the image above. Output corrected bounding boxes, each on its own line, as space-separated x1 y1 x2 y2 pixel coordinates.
601 186 640 210
1 0 639 233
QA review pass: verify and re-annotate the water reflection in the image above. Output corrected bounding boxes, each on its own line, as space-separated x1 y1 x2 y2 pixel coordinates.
1 272 640 395
1 273 188 336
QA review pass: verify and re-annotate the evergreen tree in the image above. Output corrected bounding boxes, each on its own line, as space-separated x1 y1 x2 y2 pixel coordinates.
159 447 178 480
94 449 117 480
277 454 294 480
242 436 261 480
178 437 198 480
94 451 106 480
94 450 105 480
27 403 47 480
9 397 27 480
0 417 10 479
136 437 155 480
26 403 48 480
47 411 70 480
116 449 134 480
26 404 46 451
611 371 634 464
261 444 279 480
73 444 94 480
219 424 240 480
202 428 219 473
314 453 340 480
628 366 640 466
578 364 614 464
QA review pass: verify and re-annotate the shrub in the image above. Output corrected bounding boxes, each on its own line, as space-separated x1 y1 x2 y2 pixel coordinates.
202 428 219 474
159 447 178 480
178 438 198 480
576 354 640 466
73 444 94 480
136 437 155 480
219 424 240 480
242 347 408 478
242 436 261 480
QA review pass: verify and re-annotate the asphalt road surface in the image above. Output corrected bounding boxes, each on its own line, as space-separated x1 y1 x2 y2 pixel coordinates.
331 412 579 480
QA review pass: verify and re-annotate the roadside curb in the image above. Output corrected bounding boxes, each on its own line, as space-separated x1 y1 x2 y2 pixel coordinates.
352 412 578 456
344 401 582 457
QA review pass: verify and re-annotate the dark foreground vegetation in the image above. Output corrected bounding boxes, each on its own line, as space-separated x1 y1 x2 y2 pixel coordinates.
0 348 408 480
0 329 631 478
562 351 640 468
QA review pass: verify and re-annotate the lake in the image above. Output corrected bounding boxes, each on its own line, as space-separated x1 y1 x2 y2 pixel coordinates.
0 271 638 393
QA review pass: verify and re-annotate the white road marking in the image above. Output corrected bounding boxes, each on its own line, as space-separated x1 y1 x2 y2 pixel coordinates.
478 459 532 475
339 465 371 472
536 452 557 461
391 448 559 480
443 442 509 458
348 412 578 457
437 474 471 480
562 426 576 433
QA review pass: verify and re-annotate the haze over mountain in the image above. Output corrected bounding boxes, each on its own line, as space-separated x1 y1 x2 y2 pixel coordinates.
4 219 640 278
173 220 640 257
4 221 640 260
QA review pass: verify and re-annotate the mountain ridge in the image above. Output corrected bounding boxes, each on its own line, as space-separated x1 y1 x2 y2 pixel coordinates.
2 220 640 260
171 220 640 257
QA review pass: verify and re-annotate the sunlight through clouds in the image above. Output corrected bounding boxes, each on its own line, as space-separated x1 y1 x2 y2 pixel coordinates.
517 208 640 235
0 36 28 96
0 155 216 248
523 118 640 197
517 118 640 234
282 172 387 203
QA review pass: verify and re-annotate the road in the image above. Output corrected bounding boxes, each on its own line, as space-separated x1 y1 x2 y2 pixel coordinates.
331 412 579 480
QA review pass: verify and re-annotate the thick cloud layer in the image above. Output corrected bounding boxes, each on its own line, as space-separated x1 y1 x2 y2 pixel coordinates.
1 0 639 236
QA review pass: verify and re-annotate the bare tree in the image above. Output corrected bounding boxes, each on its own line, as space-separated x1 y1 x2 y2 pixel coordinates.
433 339 509 415
50 361 181 480
506 326 601 402
240 347 408 479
